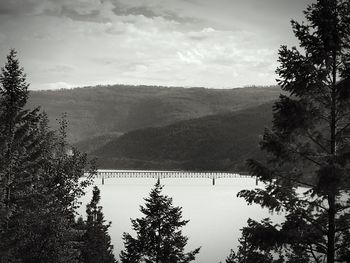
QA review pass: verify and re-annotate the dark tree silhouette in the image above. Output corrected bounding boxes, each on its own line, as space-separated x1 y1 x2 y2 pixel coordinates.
0 50 94 263
120 182 200 263
0 49 46 262
232 0 350 263
80 186 116 263
222 219 284 263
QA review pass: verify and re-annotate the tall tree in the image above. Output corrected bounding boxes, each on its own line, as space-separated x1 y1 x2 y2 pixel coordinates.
234 0 350 263
0 49 44 262
120 182 200 263
80 186 116 263
0 50 94 263
27 116 95 263
0 49 30 221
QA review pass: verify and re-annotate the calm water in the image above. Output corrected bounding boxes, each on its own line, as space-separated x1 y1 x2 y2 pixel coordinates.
78 176 281 263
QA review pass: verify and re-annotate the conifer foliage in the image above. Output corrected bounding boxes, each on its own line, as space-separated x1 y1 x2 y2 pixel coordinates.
120 182 200 263
0 49 45 262
0 50 95 262
234 0 350 262
80 186 116 263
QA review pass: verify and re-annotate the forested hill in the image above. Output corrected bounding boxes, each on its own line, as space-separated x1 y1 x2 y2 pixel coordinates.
88 102 274 171
27 84 281 142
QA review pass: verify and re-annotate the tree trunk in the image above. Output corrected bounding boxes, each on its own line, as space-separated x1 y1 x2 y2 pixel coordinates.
327 193 336 263
327 47 337 263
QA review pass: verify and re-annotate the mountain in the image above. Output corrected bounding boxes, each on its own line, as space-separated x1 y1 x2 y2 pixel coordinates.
88 102 274 171
27 85 281 142
73 132 123 154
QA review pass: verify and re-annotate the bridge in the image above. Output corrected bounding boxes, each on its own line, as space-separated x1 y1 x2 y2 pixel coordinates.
91 170 257 186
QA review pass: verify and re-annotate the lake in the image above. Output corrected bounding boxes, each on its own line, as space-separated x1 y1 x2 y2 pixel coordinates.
77 176 281 263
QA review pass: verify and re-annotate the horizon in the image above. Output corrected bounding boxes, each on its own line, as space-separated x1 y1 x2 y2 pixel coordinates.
0 0 314 90
29 82 280 92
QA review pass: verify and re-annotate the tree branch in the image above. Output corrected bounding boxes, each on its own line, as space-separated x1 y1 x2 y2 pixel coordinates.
305 130 330 154
308 244 322 263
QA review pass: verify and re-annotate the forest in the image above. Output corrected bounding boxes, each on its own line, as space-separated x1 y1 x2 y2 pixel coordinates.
27 84 281 143
1 0 350 262
88 102 274 171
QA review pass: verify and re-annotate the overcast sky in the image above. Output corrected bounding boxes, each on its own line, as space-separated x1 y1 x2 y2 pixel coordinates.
0 0 314 90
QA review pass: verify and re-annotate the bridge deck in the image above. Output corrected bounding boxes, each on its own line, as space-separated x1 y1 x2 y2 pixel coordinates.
86 170 256 185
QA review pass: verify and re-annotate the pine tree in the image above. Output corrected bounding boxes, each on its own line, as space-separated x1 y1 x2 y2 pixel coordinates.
223 219 284 263
120 182 200 263
222 250 236 263
0 49 30 224
0 49 45 262
0 50 95 262
235 1 350 262
80 186 116 263
23 115 95 263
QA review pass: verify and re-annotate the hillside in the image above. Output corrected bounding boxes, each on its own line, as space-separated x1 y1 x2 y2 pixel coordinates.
89 102 274 171
73 132 123 154
27 85 281 142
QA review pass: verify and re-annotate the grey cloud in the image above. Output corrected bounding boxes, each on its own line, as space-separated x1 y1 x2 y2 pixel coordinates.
113 5 158 18
0 7 15 15
163 11 198 24
60 6 101 22
188 35 208 41
111 1 197 24
44 6 107 23
104 25 127 35
0 0 39 16
0 0 107 23
45 64 76 74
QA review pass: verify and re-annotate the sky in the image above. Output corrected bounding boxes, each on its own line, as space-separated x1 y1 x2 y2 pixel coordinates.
0 0 314 90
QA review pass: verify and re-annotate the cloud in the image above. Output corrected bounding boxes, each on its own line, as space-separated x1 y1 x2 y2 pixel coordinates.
38 81 74 90
110 0 199 24
0 0 42 16
187 27 215 40
0 32 6 43
44 64 76 75
0 0 118 24
177 28 276 70
44 6 103 23
0 0 299 90
39 0 117 23
112 5 158 18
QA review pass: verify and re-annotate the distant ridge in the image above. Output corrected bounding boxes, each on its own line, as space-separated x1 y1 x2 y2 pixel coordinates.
27 84 281 142
86 102 274 171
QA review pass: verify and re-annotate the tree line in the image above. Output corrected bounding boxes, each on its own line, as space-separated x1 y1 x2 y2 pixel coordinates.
0 49 116 263
0 50 199 263
1 0 350 262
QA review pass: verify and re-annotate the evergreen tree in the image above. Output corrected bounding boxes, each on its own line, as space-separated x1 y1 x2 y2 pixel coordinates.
28 116 95 263
222 250 236 263
0 50 94 262
80 186 116 263
0 49 45 262
222 219 284 263
120 182 200 263
234 0 350 262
